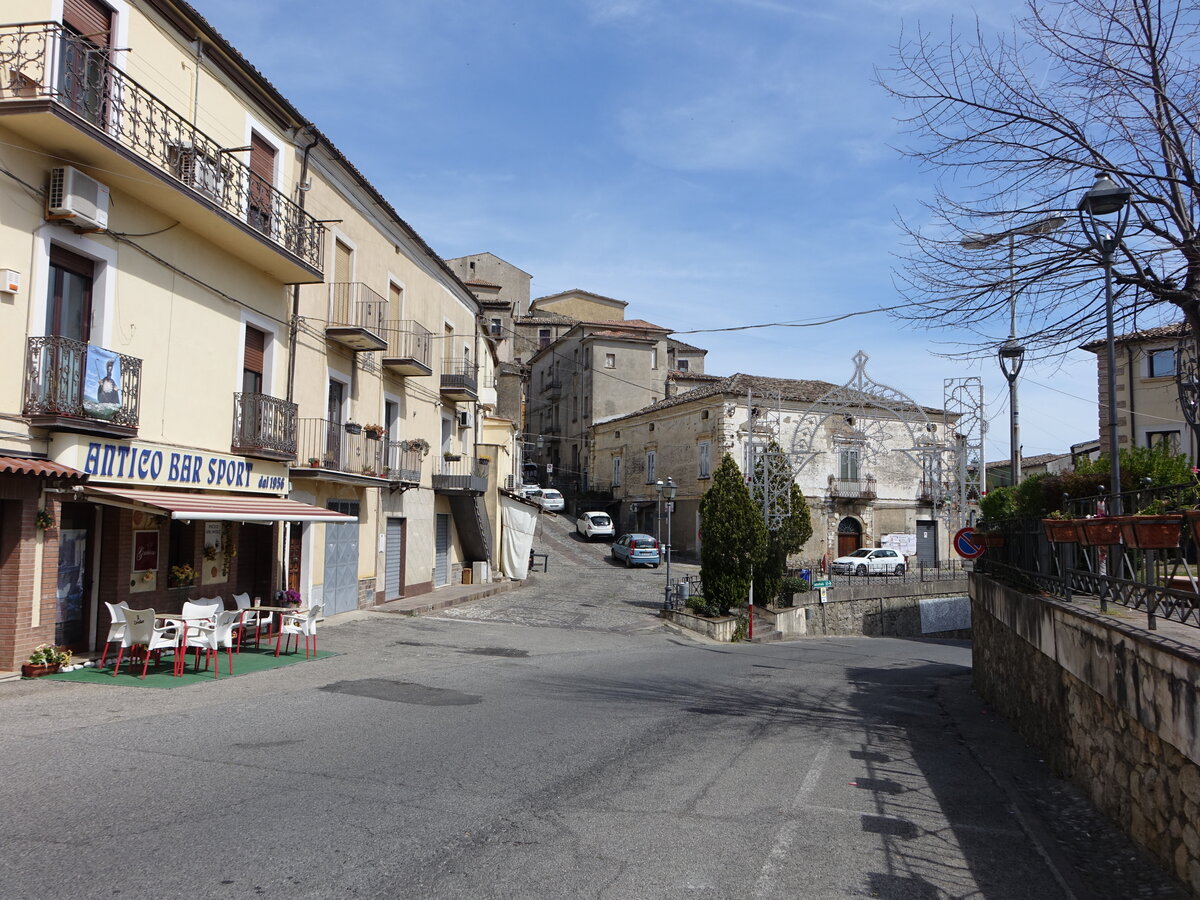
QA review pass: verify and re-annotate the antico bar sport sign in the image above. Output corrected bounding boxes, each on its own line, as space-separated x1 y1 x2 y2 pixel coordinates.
55 437 288 495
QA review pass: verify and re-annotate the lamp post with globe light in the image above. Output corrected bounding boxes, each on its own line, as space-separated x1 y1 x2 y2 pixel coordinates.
1077 172 1133 513
961 215 1065 487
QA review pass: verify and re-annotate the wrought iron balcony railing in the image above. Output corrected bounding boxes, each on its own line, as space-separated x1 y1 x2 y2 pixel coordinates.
440 357 479 400
325 282 387 352
294 417 386 478
23 335 140 435
0 23 324 271
381 320 433 375
828 474 877 500
383 440 422 484
231 392 297 460
432 456 489 494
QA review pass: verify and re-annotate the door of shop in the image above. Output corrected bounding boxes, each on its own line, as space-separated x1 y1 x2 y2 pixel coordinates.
385 517 406 599
55 501 95 649
434 513 450 587
323 500 359 615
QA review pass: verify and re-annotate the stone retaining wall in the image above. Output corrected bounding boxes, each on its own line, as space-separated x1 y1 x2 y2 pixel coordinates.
793 579 972 639
972 575 1200 895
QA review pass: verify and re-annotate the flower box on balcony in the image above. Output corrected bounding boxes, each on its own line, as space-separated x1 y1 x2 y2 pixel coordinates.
344 422 362 435
1042 518 1080 543
363 425 385 440
1117 515 1183 550
1076 517 1123 547
979 531 1005 548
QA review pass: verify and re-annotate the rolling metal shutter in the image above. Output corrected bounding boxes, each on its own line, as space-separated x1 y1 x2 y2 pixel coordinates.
385 517 405 599
435 514 450 587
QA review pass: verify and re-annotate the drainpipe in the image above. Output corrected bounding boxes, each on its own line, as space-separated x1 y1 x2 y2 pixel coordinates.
287 126 320 406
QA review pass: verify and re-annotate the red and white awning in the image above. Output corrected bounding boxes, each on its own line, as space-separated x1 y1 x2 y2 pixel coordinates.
84 486 355 523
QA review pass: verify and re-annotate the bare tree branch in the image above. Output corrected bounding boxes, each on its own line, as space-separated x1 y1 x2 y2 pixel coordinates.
879 0 1200 357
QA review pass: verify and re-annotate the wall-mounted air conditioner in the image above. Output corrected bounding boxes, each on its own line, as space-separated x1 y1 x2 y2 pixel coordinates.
458 410 473 428
47 166 110 230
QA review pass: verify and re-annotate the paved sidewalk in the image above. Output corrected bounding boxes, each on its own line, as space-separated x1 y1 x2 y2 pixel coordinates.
372 578 521 616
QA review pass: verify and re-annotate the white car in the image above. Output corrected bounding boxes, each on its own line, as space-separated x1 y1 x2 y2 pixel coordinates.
830 547 906 576
575 511 615 541
535 488 565 512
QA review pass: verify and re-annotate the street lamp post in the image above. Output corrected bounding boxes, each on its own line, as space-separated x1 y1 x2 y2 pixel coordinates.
656 477 676 608
1077 172 1133 514
962 215 1066 486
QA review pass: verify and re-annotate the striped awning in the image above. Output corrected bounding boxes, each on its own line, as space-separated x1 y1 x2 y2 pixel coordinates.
0 456 88 480
83 486 355 523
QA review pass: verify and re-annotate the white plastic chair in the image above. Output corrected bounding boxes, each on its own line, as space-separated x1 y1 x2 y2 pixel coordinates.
99 600 130 668
182 611 236 679
112 608 184 678
233 592 270 649
182 599 221 625
275 603 322 658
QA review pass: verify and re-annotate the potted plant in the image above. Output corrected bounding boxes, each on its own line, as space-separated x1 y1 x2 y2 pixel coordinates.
1076 516 1122 547
274 588 302 608
22 644 71 677
308 457 321 468
443 451 461 462
34 508 54 530
1041 511 1079 543
404 438 430 457
169 563 196 588
344 421 363 435
363 424 385 440
1119 498 1184 549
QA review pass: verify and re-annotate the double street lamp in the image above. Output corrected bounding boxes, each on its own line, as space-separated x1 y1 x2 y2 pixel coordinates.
1077 172 1134 513
655 477 676 608
962 215 1066 486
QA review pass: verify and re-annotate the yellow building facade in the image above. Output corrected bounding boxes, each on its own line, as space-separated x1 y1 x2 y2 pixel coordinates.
0 0 508 669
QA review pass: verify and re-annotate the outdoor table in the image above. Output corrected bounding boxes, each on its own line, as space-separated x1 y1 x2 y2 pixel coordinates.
250 605 305 641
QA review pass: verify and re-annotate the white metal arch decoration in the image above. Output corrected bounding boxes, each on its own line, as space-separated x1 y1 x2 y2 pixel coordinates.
788 350 941 475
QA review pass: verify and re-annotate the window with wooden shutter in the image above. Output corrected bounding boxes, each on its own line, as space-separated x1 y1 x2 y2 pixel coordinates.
243 326 265 395
64 0 113 47
247 132 276 234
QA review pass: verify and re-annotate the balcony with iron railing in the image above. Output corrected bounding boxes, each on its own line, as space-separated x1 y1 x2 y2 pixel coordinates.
381 320 433 376
440 357 478 402
383 440 422 485
23 335 140 437
0 23 324 281
230 392 297 461
432 456 489 494
828 474 877 501
325 282 387 352
291 417 387 483
544 379 563 400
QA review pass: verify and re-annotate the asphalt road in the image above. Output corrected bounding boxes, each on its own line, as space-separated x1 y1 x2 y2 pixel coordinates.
0 515 1185 899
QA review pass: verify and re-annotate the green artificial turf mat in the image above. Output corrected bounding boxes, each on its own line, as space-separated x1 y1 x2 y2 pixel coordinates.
35 646 338 688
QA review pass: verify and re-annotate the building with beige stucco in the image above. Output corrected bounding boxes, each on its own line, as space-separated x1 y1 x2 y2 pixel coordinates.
590 360 956 567
0 0 511 669
1082 322 1194 462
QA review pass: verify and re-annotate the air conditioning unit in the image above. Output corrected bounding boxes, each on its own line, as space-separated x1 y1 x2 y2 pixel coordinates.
167 142 227 202
458 410 473 428
47 166 110 230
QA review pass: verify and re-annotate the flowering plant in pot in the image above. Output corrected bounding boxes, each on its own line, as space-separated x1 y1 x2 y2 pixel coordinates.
274 588 302 607
23 644 71 677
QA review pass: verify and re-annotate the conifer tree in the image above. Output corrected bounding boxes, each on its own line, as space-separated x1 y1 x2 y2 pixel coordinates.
699 453 766 616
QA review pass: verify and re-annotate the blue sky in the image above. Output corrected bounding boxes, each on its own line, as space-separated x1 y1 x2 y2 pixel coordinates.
199 0 1113 463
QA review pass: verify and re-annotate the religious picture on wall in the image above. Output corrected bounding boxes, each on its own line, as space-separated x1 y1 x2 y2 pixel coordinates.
83 345 121 419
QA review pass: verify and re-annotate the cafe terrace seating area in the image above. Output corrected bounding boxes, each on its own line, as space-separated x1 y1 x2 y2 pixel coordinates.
45 594 333 688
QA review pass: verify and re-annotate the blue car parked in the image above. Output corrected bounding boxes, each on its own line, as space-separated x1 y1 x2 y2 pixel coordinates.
611 533 661 568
